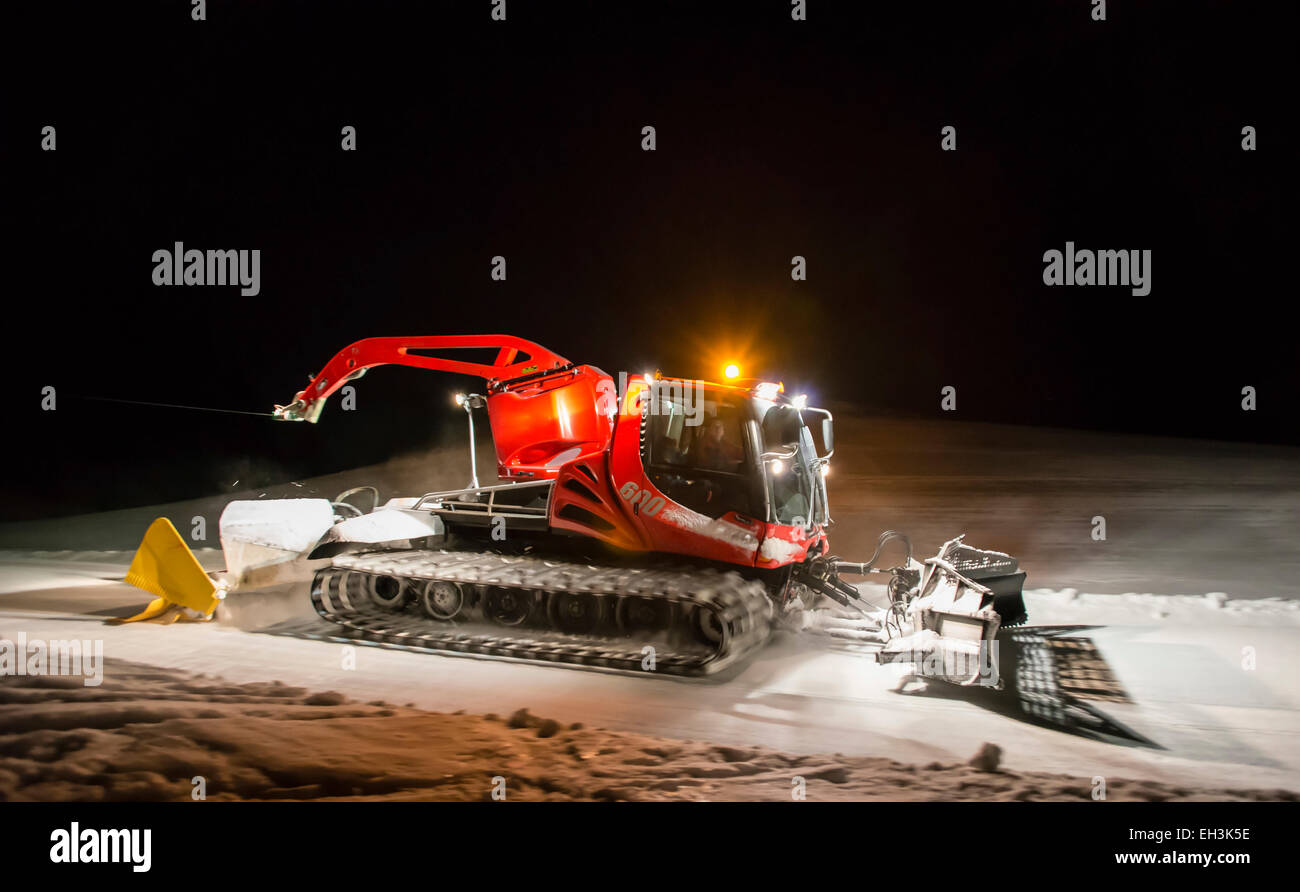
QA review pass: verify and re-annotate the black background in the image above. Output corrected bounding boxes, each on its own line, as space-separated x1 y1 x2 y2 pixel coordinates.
4 1 1293 520
3 800 1284 878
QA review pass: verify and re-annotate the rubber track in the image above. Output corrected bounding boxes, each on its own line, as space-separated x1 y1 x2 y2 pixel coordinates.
310 548 774 677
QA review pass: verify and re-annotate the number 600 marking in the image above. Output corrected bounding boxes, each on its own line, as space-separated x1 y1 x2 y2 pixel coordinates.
618 481 665 517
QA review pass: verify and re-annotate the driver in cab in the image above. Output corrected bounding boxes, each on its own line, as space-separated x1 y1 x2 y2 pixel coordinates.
695 417 743 471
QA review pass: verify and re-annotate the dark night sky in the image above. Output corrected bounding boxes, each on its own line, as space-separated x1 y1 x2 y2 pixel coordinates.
4 1 1293 520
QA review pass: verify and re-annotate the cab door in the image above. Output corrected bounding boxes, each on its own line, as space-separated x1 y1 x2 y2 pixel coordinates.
608 380 765 565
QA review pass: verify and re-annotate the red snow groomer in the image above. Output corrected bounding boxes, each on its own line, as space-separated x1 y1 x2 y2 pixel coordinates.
215 334 1026 683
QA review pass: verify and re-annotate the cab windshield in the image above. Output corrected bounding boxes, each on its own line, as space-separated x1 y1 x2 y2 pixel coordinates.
758 403 817 526
640 382 826 527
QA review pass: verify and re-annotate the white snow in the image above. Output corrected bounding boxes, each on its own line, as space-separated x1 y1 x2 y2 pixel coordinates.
759 535 803 563
659 506 759 551
1023 587 1300 628
2 553 1300 793
218 499 334 553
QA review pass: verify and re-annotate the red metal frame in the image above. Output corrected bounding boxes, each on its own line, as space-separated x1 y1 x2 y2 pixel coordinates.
280 335 825 572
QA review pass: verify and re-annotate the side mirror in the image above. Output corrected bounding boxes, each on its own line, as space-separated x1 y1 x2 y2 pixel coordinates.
821 417 834 454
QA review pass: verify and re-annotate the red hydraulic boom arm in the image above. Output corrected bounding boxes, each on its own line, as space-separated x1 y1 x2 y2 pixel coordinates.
273 334 616 482
273 334 573 424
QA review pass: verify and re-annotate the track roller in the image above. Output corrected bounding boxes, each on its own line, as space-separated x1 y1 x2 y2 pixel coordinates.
419 580 465 620
482 586 533 626
615 596 674 634
367 574 410 610
549 592 607 634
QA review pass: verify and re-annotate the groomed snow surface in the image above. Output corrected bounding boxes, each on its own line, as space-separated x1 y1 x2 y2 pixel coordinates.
1 414 1297 800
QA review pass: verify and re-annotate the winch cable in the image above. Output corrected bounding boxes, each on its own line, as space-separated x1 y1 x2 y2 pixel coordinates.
75 395 276 418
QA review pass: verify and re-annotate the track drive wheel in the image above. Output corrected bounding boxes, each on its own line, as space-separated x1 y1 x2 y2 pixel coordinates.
694 604 729 646
482 587 533 626
420 580 465 621
549 592 607 634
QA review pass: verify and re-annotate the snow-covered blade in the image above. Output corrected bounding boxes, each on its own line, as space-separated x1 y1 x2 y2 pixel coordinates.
219 498 336 587
310 504 446 555
218 497 448 589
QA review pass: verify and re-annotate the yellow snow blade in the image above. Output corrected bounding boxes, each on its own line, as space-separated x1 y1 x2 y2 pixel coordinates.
116 596 172 623
116 518 219 622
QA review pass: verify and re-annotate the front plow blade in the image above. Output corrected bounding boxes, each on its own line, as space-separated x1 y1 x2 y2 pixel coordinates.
113 517 221 623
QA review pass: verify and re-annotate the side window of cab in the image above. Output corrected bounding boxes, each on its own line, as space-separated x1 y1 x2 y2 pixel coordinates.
642 384 756 520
